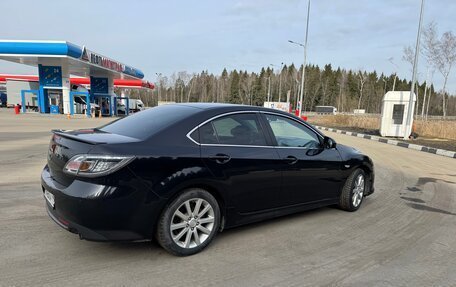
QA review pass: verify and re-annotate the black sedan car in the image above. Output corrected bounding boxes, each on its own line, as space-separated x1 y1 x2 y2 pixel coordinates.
41 103 374 256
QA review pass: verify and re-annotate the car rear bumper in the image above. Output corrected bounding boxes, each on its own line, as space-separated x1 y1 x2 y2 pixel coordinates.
41 165 162 242
44 199 144 241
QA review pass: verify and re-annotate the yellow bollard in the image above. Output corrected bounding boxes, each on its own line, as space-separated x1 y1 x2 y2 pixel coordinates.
67 113 71 119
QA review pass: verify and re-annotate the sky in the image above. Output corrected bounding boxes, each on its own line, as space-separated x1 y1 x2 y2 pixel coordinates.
1 0 455 92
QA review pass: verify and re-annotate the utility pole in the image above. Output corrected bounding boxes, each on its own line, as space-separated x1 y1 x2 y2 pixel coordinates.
155 72 162 102
403 0 425 140
270 63 285 102
388 58 399 91
295 78 300 112
421 67 430 118
299 0 311 116
278 62 284 102
382 78 387 95
392 74 397 91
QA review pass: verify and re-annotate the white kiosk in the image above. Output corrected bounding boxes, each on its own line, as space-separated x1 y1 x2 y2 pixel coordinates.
380 91 416 138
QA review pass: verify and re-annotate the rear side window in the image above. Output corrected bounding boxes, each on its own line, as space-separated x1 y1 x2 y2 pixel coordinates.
198 113 267 146
198 123 218 144
99 105 197 140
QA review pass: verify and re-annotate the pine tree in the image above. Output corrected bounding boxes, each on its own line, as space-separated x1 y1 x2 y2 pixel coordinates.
229 70 241 104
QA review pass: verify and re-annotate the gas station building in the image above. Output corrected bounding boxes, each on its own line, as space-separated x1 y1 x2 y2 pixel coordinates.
0 40 153 116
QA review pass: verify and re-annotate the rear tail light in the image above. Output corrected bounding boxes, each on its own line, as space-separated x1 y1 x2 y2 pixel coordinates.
63 155 134 177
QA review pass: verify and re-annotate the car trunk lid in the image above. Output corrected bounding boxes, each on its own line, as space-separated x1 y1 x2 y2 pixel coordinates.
47 129 139 186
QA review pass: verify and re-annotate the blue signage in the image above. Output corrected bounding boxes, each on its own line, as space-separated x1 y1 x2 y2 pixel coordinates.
38 65 62 87
50 105 60 114
90 77 108 94
123 66 144 79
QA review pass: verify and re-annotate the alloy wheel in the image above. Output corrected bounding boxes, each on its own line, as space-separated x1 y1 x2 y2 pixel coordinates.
352 174 365 207
170 198 215 249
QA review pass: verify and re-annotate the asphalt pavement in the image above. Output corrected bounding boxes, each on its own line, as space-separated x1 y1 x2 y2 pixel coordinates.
0 109 455 287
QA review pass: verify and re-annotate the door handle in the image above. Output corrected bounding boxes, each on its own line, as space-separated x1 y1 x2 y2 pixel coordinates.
209 154 231 164
283 155 298 165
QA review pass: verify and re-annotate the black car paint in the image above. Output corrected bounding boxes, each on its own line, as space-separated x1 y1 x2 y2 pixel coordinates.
41 103 374 241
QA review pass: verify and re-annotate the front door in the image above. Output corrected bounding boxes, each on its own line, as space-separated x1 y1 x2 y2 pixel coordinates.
261 113 343 205
198 112 284 214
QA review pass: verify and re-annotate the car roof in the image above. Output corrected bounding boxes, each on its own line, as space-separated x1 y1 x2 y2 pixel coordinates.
169 102 288 115
174 103 255 109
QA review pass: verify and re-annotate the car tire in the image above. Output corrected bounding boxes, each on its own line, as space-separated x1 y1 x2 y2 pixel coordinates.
156 188 220 256
339 168 366 212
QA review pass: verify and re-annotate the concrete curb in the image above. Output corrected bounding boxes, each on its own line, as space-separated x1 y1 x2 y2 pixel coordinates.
315 126 456 159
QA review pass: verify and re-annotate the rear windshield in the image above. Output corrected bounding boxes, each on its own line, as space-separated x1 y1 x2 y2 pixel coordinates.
99 105 197 140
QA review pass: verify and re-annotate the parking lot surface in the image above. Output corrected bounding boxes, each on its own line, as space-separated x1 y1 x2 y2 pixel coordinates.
1 109 455 286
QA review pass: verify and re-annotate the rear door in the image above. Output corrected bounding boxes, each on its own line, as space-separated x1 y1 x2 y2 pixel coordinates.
196 112 284 214
260 113 343 205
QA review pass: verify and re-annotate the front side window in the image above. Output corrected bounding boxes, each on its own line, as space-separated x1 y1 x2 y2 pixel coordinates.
265 114 320 148
198 113 267 146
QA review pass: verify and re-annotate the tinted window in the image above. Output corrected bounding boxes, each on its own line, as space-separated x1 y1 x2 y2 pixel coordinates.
198 123 218 144
99 105 198 140
265 114 320 148
199 113 267 146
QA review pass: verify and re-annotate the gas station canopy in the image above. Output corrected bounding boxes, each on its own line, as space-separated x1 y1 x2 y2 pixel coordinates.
0 40 144 80
0 40 152 116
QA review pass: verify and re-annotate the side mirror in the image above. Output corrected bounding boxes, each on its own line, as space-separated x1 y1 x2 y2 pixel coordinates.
323 136 337 149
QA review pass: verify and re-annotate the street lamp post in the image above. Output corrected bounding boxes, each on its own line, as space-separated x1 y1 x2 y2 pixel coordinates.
381 78 387 112
288 0 310 117
279 62 284 102
403 0 425 140
267 76 271 102
288 40 305 114
270 63 284 102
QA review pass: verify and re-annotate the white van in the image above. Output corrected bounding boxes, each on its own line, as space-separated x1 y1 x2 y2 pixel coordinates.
117 99 145 114
73 96 100 115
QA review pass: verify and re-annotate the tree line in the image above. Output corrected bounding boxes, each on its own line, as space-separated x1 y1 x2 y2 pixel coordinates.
119 64 455 117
